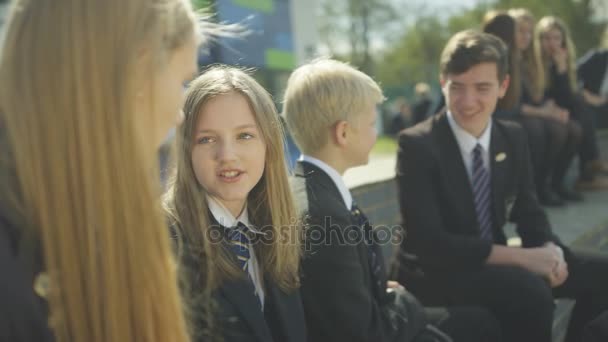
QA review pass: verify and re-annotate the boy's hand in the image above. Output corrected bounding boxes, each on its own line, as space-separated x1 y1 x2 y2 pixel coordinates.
387 280 403 289
553 47 568 73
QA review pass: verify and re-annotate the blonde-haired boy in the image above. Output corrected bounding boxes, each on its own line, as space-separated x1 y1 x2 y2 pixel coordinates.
285 58 500 342
284 58 383 166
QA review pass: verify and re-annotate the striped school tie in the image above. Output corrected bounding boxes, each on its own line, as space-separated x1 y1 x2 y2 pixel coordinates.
227 222 264 310
472 144 493 241
228 222 253 271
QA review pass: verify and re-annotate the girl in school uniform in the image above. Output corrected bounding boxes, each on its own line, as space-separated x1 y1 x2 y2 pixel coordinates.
164 66 306 342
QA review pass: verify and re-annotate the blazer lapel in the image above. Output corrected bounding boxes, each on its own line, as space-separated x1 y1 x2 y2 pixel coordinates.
212 217 272 342
265 282 306 342
434 114 478 232
296 161 344 206
220 279 273 342
490 122 508 229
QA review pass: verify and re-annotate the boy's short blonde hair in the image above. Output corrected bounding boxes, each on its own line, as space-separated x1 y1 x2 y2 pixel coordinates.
283 58 384 155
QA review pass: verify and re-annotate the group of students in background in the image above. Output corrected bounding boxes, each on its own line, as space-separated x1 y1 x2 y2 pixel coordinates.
2 1 608 342
391 8 608 207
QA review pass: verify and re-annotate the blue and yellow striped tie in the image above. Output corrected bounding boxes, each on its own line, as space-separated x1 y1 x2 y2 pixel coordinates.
228 222 252 271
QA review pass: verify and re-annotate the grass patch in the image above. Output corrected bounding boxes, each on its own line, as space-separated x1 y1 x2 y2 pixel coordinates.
371 136 398 155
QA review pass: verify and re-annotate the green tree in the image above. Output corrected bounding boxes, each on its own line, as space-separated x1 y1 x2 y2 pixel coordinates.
318 0 402 75
376 16 448 88
376 0 606 96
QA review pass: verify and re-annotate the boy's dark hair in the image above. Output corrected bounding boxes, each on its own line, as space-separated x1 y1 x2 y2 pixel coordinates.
440 30 509 81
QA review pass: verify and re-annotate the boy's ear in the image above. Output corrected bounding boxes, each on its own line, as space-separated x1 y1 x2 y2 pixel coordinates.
333 120 349 147
439 76 448 97
498 74 510 98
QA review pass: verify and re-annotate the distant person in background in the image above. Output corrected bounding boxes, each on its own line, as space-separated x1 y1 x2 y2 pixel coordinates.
388 96 412 136
412 82 434 125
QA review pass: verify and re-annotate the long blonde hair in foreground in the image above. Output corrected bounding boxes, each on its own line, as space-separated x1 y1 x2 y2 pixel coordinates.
164 66 301 295
0 0 197 341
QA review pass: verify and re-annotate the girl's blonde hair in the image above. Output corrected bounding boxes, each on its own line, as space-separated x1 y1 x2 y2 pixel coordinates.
533 16 578 97
163 65 301 333
509 8 542 102
0 0 198 341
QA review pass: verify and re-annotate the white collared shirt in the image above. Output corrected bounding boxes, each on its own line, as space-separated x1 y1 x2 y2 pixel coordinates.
207 196 265 309
447 111 492 182
300 154 353 209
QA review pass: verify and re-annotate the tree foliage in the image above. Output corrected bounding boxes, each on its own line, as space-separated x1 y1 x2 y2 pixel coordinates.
318 0 403 74
374 0 606 95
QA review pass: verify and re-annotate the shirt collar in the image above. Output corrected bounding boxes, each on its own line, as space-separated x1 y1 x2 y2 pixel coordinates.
206 195 255 231
300 154 353 209
447 111 492 154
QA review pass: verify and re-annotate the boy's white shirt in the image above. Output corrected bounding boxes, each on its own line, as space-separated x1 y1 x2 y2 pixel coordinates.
207 195 265 309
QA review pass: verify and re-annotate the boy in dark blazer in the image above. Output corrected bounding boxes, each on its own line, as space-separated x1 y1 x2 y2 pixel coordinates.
393 30 608 342
283 58 501 342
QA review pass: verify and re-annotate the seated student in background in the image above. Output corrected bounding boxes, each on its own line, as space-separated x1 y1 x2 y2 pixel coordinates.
483 10 582 205
284 58 501 342
509 8 584 205
163 66 306 342
392 29 608 342
535 16 608 190
578 44 608 115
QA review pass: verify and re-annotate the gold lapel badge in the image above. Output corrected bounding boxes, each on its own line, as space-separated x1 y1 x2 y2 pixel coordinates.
495 152 507 162
33 272 50 298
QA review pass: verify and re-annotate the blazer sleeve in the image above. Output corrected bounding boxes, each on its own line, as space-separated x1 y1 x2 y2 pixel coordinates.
577 50 593 90
510 127 554 247
301 212 387 342
396 134 492 272
0 224 53 342
547 66 577 110
577 49 602 93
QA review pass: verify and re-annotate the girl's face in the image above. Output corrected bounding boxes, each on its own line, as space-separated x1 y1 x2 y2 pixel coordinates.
540 27 564 56
191 92 266 217
515 19 533 51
